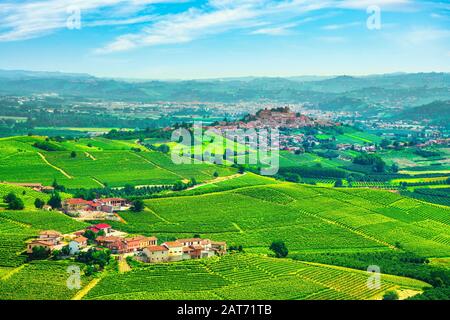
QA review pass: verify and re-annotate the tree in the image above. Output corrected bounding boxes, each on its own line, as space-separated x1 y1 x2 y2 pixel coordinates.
83 229 97 241
30 246 50 260
334 179 344 188
383 290 399 300
380 138 390 149
70 151 77 158
8 197 24 210
391 163 399 173
213 171 219 178
269 240 288 258
34 198 45 209
47 192 62 209
131 199 145 212
3 192 17 204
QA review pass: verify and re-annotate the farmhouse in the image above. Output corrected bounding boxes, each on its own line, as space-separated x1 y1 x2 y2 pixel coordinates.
26 230 63 253
163 241 184 262
143 245 169 263
62 198 130 215
4 182 54 193
142 238 227 263
96 235 157 254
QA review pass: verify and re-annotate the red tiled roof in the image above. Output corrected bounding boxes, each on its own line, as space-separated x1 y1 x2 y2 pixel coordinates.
163 241 182 248
86 226 100 233
39 230 62 236
101 198 126 202
65 198 90 205
73 236 87 243
146 245 168 252
177 238 202 243
29 240 54 246
95 223 111 229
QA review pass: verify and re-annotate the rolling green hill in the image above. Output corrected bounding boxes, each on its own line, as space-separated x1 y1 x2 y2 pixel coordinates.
0 136 236 188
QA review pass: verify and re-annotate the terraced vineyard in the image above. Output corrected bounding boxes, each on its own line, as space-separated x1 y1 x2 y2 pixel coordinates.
0 260 92 300
84 254 429 300
130 181 450 257
0 136 236 188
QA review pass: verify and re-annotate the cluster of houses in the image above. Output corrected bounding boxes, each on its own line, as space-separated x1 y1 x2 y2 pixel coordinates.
143 238 227 263
26 223 227 264
62 198 130 219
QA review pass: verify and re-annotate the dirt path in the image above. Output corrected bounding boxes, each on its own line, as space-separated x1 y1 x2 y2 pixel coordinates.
37 152 73 179
91 177 105 187
118 256 132 273
186 173 245 191
84 152 97 160
131 152 185 179
72 278 102 300
145 208 175 224
1 264 26 281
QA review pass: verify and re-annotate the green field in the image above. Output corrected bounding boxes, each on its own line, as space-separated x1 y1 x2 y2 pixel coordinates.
84 254 429 300
0 134 449 300
111 182 447 257
0 136 237 188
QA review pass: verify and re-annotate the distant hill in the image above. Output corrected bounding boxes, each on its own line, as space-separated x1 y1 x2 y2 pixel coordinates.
0 70 449 109
395 100 450 126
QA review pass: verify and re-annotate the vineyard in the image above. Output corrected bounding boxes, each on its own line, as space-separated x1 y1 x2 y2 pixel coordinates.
84 254 429 300
135 182 450 257
0 260 92 300
0 136 236 189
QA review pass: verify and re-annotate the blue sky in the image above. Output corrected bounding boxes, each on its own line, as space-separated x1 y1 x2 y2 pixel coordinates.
0 0 449 79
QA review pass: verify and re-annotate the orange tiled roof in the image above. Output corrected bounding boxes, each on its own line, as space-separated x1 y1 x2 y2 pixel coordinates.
163 241 182 248
146 245 168 252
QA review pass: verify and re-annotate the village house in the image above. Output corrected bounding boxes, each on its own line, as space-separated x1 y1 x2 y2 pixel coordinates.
96 236 124 253
62 198 130 215
123 236 157 253
142 238 227 263
5 182 54 193
87 223 113 235
96 235 157 254
68 236 88 254
143 245 169 263
162 241 184 262
26 230 63 253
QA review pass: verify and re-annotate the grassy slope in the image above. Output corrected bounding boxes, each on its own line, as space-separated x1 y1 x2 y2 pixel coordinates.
84 254 429 300
0 136 237 188
106 176 450 258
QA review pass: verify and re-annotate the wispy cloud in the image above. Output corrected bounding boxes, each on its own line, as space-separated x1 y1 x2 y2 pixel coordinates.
0 0 415 51
0 0 177 41
403 27 450 45
322 21 361 30
97 0 414 53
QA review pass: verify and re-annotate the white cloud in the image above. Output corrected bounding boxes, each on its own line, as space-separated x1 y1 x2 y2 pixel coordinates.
251 23 298 36
322 21 361 30
97 0 414 53
404 27 450 45
0 0 415 51
0 0 178 41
